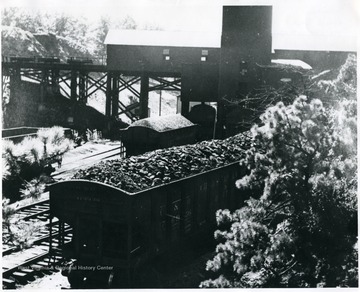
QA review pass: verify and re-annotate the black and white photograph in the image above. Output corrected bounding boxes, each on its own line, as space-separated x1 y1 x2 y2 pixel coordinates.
1 0 358 290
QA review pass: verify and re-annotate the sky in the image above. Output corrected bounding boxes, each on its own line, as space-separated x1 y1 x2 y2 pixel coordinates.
1 0 359 51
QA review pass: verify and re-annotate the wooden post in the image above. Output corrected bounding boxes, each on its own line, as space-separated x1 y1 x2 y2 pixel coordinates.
79 71 86 103
70 70 78 101
9 65 21 103
49 217 53 255
40 69 49 104
216 99 225 139
111 74 119 117
159 90 162 116
58 220 62 248
181 100 190 116
51 69 60 94
60 222 65 247
105 73 112 117
140 73 149 119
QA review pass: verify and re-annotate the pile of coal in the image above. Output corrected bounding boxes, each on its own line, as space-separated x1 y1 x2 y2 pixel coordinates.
72 132 252 193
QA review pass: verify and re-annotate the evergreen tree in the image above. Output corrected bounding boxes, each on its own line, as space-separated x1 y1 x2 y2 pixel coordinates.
201 57 357 288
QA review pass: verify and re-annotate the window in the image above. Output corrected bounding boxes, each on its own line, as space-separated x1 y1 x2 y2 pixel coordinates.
163 49 170 61
201 50 209 56
201 50 208 62
239 61 248 75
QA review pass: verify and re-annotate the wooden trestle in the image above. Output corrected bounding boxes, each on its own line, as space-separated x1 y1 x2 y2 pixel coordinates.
2 56 182 122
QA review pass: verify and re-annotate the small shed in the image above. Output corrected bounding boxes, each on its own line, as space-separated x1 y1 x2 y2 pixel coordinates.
120 114 198 156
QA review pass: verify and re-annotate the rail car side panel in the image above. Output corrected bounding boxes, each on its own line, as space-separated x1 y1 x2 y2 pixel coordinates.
49 181 132 265
49 161 247 281
136 162 245 258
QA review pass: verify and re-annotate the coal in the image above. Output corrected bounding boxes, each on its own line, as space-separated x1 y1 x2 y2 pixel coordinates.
72 132 252 193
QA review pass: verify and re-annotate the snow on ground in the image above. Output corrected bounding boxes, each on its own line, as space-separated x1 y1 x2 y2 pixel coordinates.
20 270 70 290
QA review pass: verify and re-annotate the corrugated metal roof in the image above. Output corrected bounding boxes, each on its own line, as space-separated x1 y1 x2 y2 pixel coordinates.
104 29 221 48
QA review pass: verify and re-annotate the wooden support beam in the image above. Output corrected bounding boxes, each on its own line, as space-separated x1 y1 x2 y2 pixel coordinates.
118 76 141 91
9 65 21 103
181 100 190 116
58 73 72 90
149 77 181 91
51 69 60 93
111 74 119 117
49 217 53 256
2 75 10 99
21 69 42 81
79 71 86 103
20 73 42 83
86 73 108 97
140 73 149 119
105 73 112 117
118 101 139 122
40 69 49 103
59 87 70 99
118 76 141 98
216 99 225 139
70 70 78 101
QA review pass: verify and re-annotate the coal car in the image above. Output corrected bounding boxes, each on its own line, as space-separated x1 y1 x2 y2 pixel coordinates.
119 114 198 156
49 160 246 288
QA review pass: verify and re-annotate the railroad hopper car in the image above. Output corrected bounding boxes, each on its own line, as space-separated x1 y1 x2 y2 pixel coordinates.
119 114 198 156
49 161 246 288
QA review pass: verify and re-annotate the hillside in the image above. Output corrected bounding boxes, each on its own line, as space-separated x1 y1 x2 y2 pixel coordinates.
2 26 93 60
1 23 177 130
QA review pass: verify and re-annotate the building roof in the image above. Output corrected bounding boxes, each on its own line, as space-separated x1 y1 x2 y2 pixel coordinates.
104 30 356 53
271 59 312 70
272 33 357 53
104 29 221 48
128 114 195 132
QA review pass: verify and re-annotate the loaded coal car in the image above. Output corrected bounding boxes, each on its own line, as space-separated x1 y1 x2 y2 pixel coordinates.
48 133 251 288
119 114 198 156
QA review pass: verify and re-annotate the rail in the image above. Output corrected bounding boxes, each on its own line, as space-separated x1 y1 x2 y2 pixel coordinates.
2 225 72 289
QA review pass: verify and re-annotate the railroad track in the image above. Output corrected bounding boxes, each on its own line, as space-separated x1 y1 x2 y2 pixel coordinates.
2 200 50 257
2 222 72 289
3 144 121 253
14 199 50 222
2 143 123 289
52 144 123 179
2 212 67 256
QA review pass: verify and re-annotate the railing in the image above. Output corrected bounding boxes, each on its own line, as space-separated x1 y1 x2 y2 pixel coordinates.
2 127 72 144
2 55 107 66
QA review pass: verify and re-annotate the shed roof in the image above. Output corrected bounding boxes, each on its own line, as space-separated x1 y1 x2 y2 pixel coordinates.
271 59 312 70
104 29 221 48
129 114 195 132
